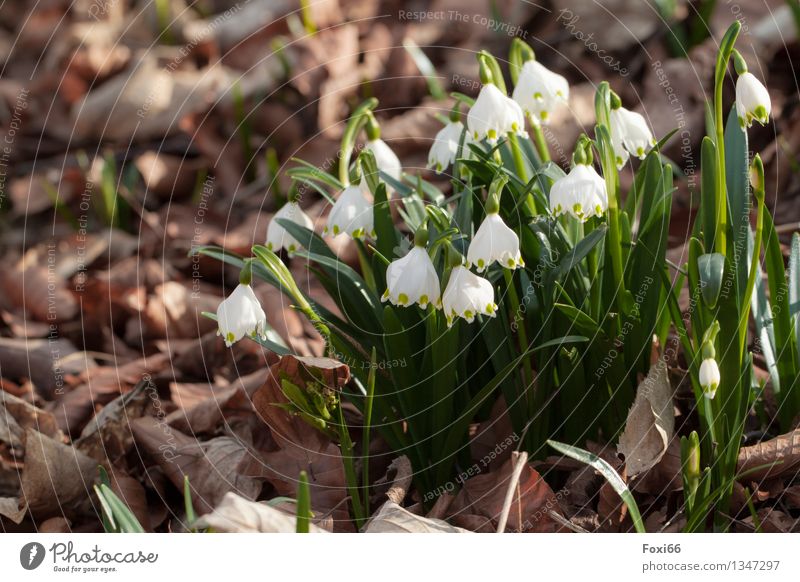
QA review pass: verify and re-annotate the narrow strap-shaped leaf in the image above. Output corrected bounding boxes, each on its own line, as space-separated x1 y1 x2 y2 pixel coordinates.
547 440 645 533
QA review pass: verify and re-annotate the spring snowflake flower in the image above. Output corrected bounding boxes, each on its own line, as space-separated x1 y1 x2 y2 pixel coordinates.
735 72 771 130
216 283 268 347
365 138 402 184
467 84 527 144
442 266 497 327
549 163 608 222
511 60 569 125
266 201 314 255
609 106 655 167
699 357 720 399
428 121 466 174
467 213 524 272
324 180 374 239
382 246 441 309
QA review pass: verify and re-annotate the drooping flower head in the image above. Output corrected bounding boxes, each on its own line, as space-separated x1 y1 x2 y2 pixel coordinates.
467 177 524 272
324 179 374 239
428 121 465 174
216 261 268 347
511 59 569 126
382 228 441 309
467 84 527 144
442 265 498 327
363 111 402 186
609 96 655 168
699 357 720 400
549 138 608 222
365 138 402 184
735 72 771 130
266 200 314 255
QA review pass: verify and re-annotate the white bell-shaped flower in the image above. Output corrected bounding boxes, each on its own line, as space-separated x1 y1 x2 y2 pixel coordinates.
735 72 771 130
699 358 720 399
467 213 524 272
610 107 655 163
365 138 402 184
428 121 465 174
216 283 268 347
467 84 527 144
442 266 497 327
382 246 441 309
324 180 374 239
266 201 314 255
549 164 608 222
511 60 569 125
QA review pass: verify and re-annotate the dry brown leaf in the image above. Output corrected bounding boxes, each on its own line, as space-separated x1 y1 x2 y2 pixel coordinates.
738 428 800 481
193 491 326 533
71 57 226 142
18 428 98 523
447 456 564 532
250 355 351 529
132 416 262 515
618 360 675 476
364 502 469 533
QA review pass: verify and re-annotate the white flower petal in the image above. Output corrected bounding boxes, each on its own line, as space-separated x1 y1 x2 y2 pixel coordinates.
366 139 402 184
216 284 268 347
467 213 524 272
549 164 608 222
699 358 721 399
610 107 655 160
266 202 314 255
382 246 441 309
325 181 374 239
428 121 464 174
467 84 527 144
735 72 771 130
442 266 497 326
511 60 569 125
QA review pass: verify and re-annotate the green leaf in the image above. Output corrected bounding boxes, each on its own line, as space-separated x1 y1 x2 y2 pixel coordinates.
296 471 312 533
547 440 645 533
95 483 145 533
546 225 607 285
554 303 600 336
725 105 750 305
697 253 725 309
275 219 338 261
700 136 718 252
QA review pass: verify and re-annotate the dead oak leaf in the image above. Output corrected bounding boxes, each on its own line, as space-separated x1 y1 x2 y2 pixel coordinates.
618 359 675 476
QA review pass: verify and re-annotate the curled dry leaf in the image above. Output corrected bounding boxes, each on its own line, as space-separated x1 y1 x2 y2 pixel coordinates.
447 456 564 533
16 428 98 524
618 359 675 476
737 428 800 480
193 491 326 533
364 502 469 533
131 416 261 515
251 355 351 529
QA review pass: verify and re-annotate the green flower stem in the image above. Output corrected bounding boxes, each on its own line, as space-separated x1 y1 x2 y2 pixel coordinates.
338 98 379 186
355 239 377 292
531 124 551 163
712 22 741 256
361 348 377 514
507 132 529 182
595 124 631 314
504 269 533 393
506 133 540 215
739 158 765 355
337 404 366 527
